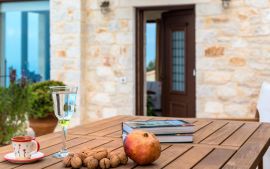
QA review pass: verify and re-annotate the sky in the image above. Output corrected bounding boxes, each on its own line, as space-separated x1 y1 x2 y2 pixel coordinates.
146 23 156 65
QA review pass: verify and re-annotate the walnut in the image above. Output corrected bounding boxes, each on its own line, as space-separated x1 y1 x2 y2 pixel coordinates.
62 154 73 167
77 152 87 161
110 155 121 168
99 158 110 169
86 151 96 157
118 152 128 165
107 151 117 159
94 148 107 152
83 156 94 166
80 149 95 157
86 157 99 169
94 150 108 160
70 155 82 168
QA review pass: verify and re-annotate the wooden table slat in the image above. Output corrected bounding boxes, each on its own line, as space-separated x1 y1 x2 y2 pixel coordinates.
223 123 270 169
193 148 236 169
105 130 122 138
193 120 213 132
69 116 138 135
134 145 192 169
41 137 92 156
201 122 244 145
0 161 20 169
194 120 228 144
117 144 172 169
222 122 260 147
69 115 128 132
163 147 214 169
90 116 154 137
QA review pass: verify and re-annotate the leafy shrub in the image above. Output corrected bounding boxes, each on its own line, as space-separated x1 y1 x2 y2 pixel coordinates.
28 80 65 119
0 71 30 145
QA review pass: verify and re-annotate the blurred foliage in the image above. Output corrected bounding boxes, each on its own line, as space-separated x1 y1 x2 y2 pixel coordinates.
146 60 155 72
0 70 30 145
28 80 65 119
147 95 155 116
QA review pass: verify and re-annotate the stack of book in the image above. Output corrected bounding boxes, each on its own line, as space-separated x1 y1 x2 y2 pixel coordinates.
122 120 194 143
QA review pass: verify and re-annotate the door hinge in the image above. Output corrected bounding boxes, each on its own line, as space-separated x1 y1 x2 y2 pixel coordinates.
193 69 196 77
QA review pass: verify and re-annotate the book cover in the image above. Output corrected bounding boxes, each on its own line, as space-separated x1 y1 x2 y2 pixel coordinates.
122 131 193 143
123 120 193 129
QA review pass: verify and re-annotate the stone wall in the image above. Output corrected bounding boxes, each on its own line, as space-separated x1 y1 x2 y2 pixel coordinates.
196 0 270 118
50 0 84 126
51 0 270 125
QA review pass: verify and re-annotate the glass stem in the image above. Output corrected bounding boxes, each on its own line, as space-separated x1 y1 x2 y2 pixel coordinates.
62 125 67 152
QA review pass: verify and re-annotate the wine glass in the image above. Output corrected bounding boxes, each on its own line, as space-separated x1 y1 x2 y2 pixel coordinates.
50 86 78 158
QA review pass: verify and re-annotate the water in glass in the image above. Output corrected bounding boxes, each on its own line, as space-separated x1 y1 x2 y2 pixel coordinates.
50 86 78 158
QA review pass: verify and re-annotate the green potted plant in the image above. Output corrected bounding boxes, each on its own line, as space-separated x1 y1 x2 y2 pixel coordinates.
0 70 30 145
28 80 65 136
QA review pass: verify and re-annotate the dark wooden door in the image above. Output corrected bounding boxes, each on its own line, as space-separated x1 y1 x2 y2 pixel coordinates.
161 9 195 117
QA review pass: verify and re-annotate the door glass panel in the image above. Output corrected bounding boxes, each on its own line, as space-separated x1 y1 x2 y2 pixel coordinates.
0 1 50 87
172 31 185 92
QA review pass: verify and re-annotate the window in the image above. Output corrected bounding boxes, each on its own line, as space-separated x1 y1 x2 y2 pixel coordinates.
0 1 50 87
172 31 185 92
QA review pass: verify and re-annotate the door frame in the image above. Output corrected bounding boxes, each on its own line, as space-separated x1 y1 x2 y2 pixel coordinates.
135 5 195 116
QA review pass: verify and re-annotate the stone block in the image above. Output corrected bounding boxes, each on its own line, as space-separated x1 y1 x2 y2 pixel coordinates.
205 101 224 114
103 82 116 93
96 66 114 76
197 85 216 97
62 22 81 34
92 93 111 104
118 19 131 32
229 57 246 66
244 0 269 8
204 71 231 85
262 9 270 23
101 108 118 118
114 8 134 19
196 3 223 16
231 39 247 48
56 50 66 57
95 32 115 44
108 20 119 32
115 32 132 44
204 46 225 57
196 29 218 43
224 104 250 117
233 70 261 88
216 85 237 100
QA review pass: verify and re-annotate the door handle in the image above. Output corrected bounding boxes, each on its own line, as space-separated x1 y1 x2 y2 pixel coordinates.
193 69 196 77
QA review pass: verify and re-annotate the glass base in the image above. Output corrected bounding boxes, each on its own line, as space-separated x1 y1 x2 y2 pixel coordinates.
52 149 69 158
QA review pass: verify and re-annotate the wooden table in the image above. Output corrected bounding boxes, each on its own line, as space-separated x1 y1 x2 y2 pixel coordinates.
1 115 270 169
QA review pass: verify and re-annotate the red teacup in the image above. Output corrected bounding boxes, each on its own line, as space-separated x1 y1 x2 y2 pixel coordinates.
11 136 40 160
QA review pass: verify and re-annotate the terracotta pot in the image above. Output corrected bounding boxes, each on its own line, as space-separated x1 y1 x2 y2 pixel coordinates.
29 115 58 137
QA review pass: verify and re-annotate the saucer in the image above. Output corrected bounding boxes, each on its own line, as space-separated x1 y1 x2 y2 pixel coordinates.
4 152 45 164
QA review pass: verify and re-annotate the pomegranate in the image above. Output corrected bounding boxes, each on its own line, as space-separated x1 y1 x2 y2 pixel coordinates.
124 130 161 165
